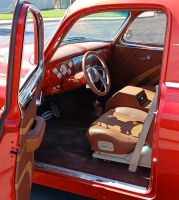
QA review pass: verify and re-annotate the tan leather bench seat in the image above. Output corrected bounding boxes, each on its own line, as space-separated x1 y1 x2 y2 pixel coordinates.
87 107 153 155
87 84 156 157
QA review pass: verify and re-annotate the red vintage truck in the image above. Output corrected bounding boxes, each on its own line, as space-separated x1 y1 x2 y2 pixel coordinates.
0 0 179 199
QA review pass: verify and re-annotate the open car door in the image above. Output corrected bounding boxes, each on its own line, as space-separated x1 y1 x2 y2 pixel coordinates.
0 0 44 199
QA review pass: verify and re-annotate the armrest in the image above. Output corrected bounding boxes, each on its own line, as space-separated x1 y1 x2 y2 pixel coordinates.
105 86 151 112
26 116 45 153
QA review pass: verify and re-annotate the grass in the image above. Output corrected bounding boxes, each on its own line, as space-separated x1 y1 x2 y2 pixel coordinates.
0 9 66 20
39 9 66 18
0 9 128 20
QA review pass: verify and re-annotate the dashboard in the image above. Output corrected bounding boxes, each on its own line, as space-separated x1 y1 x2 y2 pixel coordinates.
42 42 112 96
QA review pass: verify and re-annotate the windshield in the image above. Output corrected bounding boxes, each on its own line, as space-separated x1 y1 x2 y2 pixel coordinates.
62 11 130 45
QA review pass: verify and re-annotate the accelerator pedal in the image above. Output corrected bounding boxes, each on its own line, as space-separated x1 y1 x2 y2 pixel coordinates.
50 102 59 117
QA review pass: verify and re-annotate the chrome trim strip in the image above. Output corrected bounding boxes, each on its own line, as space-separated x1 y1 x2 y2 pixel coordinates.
0 73 6 77
119 40 163 51
165 82 179 88
34 161 147 194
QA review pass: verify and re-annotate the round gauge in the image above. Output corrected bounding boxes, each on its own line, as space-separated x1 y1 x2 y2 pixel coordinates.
53 68 58 74
67 68 71 75
60 64 67 75
57 72 62 79
68 61 73 68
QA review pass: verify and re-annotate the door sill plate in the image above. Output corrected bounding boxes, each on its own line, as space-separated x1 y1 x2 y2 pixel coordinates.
34 161 147 194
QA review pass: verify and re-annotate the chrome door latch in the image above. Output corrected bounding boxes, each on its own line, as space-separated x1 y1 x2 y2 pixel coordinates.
140 55 151 61
36 92 42 106
153 110 158 115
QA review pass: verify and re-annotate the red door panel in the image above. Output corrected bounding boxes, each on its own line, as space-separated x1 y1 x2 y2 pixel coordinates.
110 45 162 92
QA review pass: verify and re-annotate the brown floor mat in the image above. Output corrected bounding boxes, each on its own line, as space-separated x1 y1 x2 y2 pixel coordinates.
43 123 90 153
35 143 150 188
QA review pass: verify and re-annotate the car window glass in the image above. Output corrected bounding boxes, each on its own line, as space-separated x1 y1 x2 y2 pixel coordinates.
0 11 37 116
19 11 36 88
62 11 129 45
122 11 167 45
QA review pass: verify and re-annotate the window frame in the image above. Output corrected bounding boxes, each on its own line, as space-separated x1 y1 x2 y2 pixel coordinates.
118 10 167 49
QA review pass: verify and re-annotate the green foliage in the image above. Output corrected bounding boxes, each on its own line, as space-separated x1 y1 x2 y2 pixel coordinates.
0 13 13 20
40 9 66 18
0 9 66 20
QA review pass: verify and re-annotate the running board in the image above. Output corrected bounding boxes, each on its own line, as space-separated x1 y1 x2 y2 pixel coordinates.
93 146 151 168
34 161 147 193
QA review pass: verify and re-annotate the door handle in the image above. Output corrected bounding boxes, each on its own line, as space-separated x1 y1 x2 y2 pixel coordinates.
140 55 151 61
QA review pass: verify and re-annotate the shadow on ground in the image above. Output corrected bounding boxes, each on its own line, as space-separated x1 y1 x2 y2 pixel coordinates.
31 184 93 200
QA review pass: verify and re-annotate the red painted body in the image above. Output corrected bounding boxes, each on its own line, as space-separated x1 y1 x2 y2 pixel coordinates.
1 0 179 199
0 2 26 199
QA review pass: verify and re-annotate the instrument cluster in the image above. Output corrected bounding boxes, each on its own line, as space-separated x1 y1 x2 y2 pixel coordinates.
48 59 75 94
52 61 73 78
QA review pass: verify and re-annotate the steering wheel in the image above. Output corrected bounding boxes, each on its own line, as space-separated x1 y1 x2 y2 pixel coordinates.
82 51 111 96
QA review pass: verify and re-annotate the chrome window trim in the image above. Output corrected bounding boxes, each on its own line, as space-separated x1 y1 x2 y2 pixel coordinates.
19 67 43 117
165 82 179 88
35 161 147 194
119 40 164 51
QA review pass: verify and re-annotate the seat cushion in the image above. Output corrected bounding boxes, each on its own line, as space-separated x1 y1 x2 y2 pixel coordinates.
87 107 147 154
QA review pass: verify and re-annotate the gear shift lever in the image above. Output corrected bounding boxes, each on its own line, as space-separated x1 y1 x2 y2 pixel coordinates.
93 98 103 116
92 81 104 116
